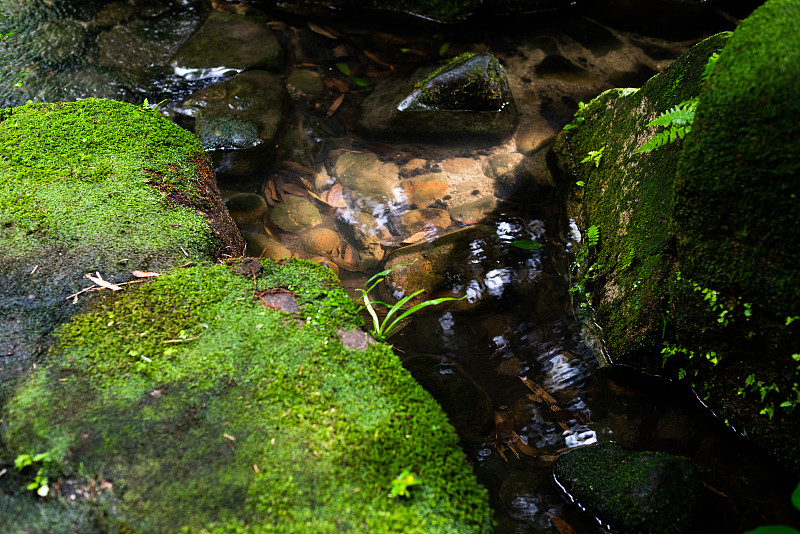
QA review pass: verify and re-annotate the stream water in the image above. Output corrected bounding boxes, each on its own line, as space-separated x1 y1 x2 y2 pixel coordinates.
3 0 799 532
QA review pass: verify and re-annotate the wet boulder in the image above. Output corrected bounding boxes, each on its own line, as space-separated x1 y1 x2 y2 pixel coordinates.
357 53 517 141
172 11 284 74
554 442 702 534
180 70 288 151
270 195 322 233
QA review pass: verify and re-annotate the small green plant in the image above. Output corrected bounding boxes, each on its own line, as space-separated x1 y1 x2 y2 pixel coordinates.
744 481 800 534
563 101 586 130
634 51 720 154
581 146 604 168
389 468 422 498
14 452 56 497
569 225 601 305
356 261 465 341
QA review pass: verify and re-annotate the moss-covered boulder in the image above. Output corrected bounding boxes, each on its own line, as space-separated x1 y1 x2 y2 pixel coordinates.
357 53 517 141
1 259 494 533
554 442 702 533
672 0 800 472
550 32 731 367
0 98 243 399
550 0 800 472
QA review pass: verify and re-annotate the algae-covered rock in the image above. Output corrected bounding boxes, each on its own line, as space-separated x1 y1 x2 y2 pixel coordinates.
357 53 517 141
270 195 322 232
0 98 243 399
1 259 494 533
550 32 731 368
554 442 701 533
180 70 288 151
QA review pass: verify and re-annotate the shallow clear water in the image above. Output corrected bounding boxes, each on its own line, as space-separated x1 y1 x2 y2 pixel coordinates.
4 0 799 531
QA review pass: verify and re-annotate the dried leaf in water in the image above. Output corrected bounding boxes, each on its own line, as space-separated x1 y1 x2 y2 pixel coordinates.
401 231 428 245
343 243 358 265
519 376 558 404
363 49 393 68
547 513 577 534
281 161 315 175
264 181 279 205
327 183 346 208
514 437 538 457
281 183 308 197
307 22 340 39
326 94 345 119
363 141 394 153
324 78 350 93
131 270 160 278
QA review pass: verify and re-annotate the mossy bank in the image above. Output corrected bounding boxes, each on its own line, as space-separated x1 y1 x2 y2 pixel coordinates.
551 0 800 472
1 258 493 533
0 98 243 398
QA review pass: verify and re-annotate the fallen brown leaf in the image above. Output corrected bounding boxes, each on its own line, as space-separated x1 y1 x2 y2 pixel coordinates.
131 270 160 278
281 183 308 197
85 272 122 291
307 22 341 39
401 231 428 245
326 94 345 119
547 512 576 534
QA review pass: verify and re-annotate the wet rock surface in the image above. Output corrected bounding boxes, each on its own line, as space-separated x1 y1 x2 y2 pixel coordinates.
554 442 702 534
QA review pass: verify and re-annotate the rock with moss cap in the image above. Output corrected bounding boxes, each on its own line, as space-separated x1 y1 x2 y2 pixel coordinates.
0 98 243 403
1 258 494 533
357 53 517 141
672 0 800 473
554 442 701 533
551 0 800 472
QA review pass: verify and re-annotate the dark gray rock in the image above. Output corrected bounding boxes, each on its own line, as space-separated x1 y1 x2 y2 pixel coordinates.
554 442 702 533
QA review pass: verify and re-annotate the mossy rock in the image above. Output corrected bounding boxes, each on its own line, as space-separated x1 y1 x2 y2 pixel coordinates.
0 98 243 402
1 259 494 533
550 32 731 369
554 442 701 534
357 53 517 142
673 0 800 472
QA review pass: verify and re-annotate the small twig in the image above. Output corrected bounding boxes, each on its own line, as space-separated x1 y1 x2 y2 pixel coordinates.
179 246 189 257
163 336 199 343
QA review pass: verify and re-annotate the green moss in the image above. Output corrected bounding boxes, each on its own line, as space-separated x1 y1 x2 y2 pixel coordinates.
414 53 508 112
554 443 701 534
552 33 730 369
2 259 493 533
0 99 218 260
673 0 800 471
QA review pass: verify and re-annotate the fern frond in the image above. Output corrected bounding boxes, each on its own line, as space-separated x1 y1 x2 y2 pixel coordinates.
701 52 720 84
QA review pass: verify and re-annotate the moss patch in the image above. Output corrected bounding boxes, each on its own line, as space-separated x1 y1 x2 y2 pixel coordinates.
550 33 730 369
1 259 493 533
672 0 800 471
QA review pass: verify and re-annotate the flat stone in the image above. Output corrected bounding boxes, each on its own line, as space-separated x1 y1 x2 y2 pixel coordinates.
243 232 291 259
398 208 451 235
399 173 448 206
300 227 340 255
448 196 496 225
270 195 321 233
225 192 267 227
329 150 399 202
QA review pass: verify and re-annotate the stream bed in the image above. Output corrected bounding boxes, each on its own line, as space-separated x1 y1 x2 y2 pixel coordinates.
3 0 798 532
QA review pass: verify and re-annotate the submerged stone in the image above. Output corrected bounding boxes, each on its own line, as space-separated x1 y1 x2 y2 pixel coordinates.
554 443 701 533
270 195 322 233
180 70 288 151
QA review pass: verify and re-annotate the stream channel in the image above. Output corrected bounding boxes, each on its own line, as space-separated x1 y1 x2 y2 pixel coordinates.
3 0 799 532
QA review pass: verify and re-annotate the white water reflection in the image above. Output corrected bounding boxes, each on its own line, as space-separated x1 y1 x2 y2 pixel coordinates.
486 268 513 297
